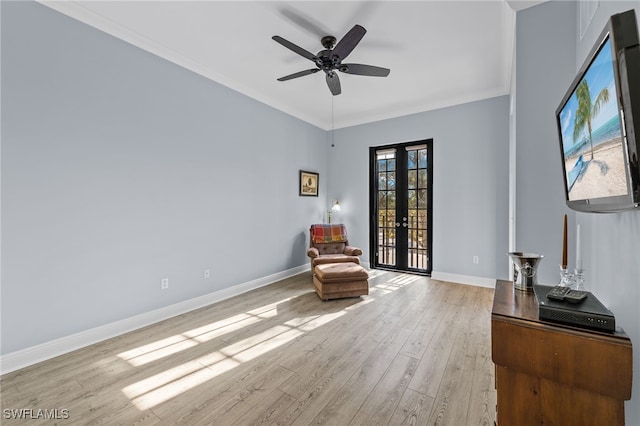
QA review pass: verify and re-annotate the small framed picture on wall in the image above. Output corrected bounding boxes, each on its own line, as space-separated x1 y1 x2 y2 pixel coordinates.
299 170 319 196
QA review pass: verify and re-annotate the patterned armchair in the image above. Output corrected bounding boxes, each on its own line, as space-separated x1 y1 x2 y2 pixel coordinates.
307 224 363 272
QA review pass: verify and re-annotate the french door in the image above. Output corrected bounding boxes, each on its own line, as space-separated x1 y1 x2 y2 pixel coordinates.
370 140 433 274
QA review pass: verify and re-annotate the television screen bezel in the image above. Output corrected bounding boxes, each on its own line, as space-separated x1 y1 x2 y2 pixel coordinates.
555 9 640 213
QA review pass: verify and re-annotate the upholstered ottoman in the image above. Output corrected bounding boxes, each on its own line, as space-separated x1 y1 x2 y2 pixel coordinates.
313 262 369 300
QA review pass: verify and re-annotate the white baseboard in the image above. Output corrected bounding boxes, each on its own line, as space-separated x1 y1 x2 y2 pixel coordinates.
0 265 308 375
431 271 496 289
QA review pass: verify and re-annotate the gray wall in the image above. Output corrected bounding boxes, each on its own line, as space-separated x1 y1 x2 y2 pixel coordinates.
1 1 327 354
517 2 640 423
515 1 577 283
328 96 510 282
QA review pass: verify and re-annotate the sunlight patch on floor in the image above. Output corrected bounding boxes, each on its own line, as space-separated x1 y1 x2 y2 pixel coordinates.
121 297 366 409
388 274 421 286
117 297 292 366
365 269 390 279
123 325 305 409
369 273 419 296
126 357 240 410
117 335 199 367
120 272 419 410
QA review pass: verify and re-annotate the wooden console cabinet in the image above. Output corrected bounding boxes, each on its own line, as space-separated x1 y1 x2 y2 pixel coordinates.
491 280 632 425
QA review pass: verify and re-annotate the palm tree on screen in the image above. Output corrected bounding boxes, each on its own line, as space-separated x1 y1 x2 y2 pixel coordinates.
573 79 610 160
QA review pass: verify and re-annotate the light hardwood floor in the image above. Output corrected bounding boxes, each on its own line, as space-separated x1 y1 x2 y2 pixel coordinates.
1 270 497 425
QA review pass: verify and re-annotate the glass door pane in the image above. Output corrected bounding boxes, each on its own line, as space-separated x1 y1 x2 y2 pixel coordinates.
406 145 429 270
376 150 396 267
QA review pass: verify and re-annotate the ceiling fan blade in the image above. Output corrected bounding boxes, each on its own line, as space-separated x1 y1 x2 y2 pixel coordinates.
272 36 317 61
331 24 366 62
277 68 320 81
326 72 341 96
340 63 390 77
279 7 328 38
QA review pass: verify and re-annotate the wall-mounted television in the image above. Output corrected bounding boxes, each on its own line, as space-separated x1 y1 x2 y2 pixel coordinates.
556 9 640 213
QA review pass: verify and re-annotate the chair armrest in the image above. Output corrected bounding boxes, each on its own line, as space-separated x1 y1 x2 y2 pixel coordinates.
307 247 320 258
344 246 363 256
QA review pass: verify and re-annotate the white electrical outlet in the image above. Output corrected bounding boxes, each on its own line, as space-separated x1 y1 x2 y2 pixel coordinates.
204 269 211 279
161 277 169 289
473 256 479 264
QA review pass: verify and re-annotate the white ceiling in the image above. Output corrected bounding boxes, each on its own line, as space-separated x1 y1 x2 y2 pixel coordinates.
40 1 544 130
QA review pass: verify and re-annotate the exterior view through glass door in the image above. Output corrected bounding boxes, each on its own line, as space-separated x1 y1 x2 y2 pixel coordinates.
370 140 433 274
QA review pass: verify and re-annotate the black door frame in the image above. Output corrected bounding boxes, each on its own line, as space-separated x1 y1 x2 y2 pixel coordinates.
369 139 434 275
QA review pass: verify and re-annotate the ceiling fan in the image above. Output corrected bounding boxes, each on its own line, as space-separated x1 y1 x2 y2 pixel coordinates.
272 24 390 96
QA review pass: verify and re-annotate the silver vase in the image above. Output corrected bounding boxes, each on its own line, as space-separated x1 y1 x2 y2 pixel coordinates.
508 252 544 292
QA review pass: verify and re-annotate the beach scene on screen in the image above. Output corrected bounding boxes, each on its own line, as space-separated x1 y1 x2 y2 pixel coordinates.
558 38 628 201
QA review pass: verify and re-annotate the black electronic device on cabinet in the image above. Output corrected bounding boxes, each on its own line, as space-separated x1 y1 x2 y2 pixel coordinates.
534 285 616 332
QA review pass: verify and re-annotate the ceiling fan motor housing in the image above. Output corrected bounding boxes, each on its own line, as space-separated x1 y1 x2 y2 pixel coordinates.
316 49 336 72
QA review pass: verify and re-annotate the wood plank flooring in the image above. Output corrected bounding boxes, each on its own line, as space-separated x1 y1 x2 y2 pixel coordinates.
0 270 497 425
